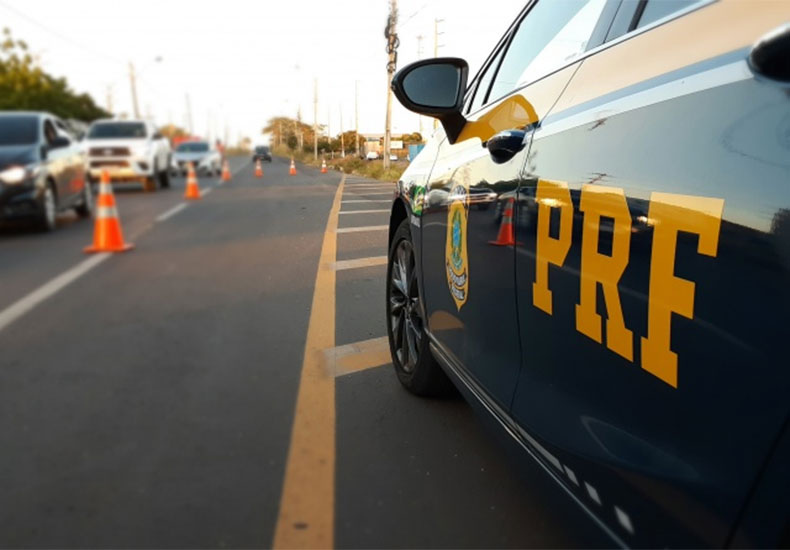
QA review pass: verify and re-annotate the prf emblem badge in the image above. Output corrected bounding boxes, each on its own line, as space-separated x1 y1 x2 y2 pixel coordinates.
445 182 470 310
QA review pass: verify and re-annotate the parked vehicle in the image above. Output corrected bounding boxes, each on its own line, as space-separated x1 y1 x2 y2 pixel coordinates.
172 141 222 176
387 0 790 547
84 119 171 192
0 112 94 231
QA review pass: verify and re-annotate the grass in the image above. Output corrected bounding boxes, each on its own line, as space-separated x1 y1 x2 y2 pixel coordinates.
271 145 407 182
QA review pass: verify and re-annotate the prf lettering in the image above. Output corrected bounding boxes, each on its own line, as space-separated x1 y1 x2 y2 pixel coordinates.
532 179 724 389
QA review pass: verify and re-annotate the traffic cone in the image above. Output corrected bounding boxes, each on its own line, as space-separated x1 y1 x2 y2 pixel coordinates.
184 162 201 200
289 158 297 176
255 159 263 178
84 170 134 253
221 160 231 182
320 159 327 174
489 197 518 246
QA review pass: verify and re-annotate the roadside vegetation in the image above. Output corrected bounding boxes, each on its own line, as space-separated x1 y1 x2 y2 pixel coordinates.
271 145 407 182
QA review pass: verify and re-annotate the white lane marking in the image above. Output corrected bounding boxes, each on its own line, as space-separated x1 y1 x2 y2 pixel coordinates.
615 506 634 535
0 253 110 334
585 482 602 506
336 225 388 234
201 187 214 197
156 203 188 222
344 192 392 196
342 200 392 203
339 210 389 215
331 256 387 271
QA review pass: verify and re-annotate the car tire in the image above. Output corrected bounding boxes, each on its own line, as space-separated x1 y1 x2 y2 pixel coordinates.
74 177 94 218
36 182 58 232
386 218 452 396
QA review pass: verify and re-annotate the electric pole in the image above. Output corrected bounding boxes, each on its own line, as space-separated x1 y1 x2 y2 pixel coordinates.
129 62 140 119
313 78 318 161
383 0 398 170
340 106 345 157
416 34 424 138
185 93 194 135
106 84 114 114
355 80 360 157
433 19 444 131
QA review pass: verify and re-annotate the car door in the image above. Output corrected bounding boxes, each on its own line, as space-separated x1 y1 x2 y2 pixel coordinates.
421 0 612 409
41 117 71 201
511 0 790 546
55 118 85 203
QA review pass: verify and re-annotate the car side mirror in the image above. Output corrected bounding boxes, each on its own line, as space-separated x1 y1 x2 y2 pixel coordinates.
50 136 71 149
392 57 468 144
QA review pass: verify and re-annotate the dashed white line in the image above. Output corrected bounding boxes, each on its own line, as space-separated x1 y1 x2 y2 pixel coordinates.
336 225 388 234
201 187 214 197
339 210 389 215
0 253 111 334
156 203 188 222
332 256 388 271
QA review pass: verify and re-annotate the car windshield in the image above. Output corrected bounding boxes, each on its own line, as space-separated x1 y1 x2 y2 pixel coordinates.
177 142 209 153
0 116 38 146
88 122 147 139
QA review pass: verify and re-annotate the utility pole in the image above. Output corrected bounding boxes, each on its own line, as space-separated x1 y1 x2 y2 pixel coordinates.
327 105 332 158
355 80 360 157
416 34 424 138
383 0 398 170
340 106 345 157
313 78 318 161
105 84 114 114
433 19 444 131
129 62 140 119
185 93 194 134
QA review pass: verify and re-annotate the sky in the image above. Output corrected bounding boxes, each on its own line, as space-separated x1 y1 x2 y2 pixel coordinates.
0 0 526 145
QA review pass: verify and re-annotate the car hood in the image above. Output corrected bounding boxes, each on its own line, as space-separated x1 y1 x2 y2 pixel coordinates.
0 145 38 169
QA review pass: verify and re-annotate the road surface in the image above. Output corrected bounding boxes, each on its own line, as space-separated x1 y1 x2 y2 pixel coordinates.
0 157 586 548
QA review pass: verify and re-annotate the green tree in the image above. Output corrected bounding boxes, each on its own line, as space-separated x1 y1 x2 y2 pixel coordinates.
0 28 109 121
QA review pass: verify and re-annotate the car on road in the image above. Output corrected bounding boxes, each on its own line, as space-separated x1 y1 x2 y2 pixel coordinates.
84 119 171 192
365 151 380 161
387 1 790 547
173 141 222 177
252 145 272 163
0 112 94 231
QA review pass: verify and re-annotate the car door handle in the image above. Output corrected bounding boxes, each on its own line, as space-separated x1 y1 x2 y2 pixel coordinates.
486 129 527 164
749 23 790 82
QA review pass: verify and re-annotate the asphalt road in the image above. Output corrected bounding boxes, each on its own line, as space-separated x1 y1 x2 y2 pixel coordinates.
0 156 585 548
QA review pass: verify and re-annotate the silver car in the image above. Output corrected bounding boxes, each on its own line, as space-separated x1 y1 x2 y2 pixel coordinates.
172 141 221 177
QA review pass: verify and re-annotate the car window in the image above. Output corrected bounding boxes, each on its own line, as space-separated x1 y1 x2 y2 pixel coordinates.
0 116 39 145
487 0 609 103
88 122 147 139
43 119 58 145
636 0 698 28
468 43 507 114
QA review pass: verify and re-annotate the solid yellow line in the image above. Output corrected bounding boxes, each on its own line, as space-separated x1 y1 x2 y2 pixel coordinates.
273 174 345 549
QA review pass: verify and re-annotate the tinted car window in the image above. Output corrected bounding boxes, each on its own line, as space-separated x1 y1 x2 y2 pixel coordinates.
0 116 39 146
255 146 270 153
177 142 210 153
637 0 698 28
487 0 608 102
88 122 147 139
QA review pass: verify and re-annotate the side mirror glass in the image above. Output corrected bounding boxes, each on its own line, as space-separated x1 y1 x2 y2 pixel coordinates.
50 136 71 149
392 57 468 143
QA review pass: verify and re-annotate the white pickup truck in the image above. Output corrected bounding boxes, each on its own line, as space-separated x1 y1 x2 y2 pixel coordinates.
84 119 171 192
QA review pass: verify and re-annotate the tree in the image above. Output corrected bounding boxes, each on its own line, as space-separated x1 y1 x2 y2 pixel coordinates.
263 116 323 149
0 28 110 122
159 124 189 141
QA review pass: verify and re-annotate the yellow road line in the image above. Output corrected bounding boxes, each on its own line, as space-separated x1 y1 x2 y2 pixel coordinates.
273 175 345 549
323 336 391 378
332 256 388 271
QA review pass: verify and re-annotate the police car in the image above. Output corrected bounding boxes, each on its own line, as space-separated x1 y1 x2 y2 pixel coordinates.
386 0 790 546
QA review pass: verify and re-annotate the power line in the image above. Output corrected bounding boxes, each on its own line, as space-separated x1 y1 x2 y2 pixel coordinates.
0 0 124 67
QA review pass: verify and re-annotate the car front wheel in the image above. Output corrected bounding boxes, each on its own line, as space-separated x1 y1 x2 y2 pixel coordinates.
386 218 451 396
37 183 57 232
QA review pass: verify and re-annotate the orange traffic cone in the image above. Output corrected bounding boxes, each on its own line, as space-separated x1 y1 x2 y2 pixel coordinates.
289 158 297 176
489 197 518 246
221 160 231 182
184 162 201 200
320 159 327 174
255 159 263 178
84 170 134 253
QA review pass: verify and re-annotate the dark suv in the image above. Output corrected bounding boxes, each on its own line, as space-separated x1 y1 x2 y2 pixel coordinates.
0 112 93 231
252 145 272 163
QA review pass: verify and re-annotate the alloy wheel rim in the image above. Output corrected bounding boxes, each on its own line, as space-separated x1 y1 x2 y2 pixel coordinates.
389 239 423 373
44 187 55 226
